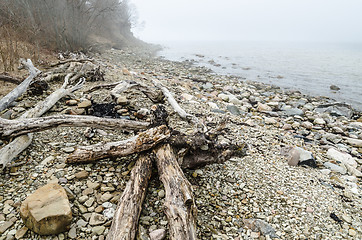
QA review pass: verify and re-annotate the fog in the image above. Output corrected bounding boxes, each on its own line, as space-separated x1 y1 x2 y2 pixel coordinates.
130 0 362 43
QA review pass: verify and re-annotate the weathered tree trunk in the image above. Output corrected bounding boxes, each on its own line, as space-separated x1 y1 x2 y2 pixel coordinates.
0 74 21 84
0 59 41 111
153 144 198 240
0 115 149 139
106 154 153 240
66 125 170 164
0 75 85 169
48 58 94 68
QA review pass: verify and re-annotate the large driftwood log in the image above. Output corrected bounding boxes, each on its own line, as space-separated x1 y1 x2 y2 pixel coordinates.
66 125 170 164
153 144 197 240
106 154 153 240
0 74 21 84
0 115 149 139
0 75 85 169
0 59 41 111
47 58 94 68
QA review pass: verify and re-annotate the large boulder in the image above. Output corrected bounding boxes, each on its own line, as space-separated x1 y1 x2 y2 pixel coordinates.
20 183 72 235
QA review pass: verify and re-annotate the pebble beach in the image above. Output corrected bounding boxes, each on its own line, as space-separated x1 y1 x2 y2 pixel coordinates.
0 48 361 240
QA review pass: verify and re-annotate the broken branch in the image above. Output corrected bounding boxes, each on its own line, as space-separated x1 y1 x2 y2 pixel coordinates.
66 125 170 164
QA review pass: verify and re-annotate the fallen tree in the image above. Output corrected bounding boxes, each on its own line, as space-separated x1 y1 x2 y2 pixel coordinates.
0 74 22 84
0 115 149 139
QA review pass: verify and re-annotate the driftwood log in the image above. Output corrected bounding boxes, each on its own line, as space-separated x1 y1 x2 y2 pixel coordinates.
106 154 153 240
0 59 41 111
0 74 22 84
0 115 149 139
66 125 170 164
0 75 85 169
153 144 197 240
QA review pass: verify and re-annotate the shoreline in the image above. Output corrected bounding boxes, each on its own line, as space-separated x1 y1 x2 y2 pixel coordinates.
0 47 361 239
155 41 362 112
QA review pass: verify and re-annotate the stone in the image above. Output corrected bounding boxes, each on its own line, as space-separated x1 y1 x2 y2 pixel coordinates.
283 108 304 116
301 121 313 129
227 104 241 115
103 208 115 219
75 170 89 179
314 118 326 125
66 99 78 106
62 147 75 153
92 226 105 235
218 93 229 102
0 221 14 234
341 214 352 223
84 197 95 208
20 183 72 235
100 192 113 202
15 226 28 239
287 147 316 167
149 229 166 240
345 137 362 148
256 102 272 112
323 162 347 174
89 213 106 226
264 117 277 125
77 100 92 108
348 229 357 237
181 93 194 101
77 219 88 227
158 190 165 198
68 227 77 239
330 85 340 91
327 148 357 168
116 96 129 105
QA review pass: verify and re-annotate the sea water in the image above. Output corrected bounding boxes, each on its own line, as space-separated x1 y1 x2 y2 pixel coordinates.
157 41 362 110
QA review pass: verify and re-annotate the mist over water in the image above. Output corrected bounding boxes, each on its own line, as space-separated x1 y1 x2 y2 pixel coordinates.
157 41 362 110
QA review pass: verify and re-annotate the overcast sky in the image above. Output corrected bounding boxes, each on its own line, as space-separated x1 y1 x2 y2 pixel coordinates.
130 0 362 43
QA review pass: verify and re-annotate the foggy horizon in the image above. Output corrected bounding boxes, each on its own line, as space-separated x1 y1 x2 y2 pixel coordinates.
131 0 362 44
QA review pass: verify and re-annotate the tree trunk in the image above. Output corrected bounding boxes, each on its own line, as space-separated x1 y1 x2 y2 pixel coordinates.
106 154 153 240
0 115 149 139
66 125 170 164
0 59 41 111
153 144 198 240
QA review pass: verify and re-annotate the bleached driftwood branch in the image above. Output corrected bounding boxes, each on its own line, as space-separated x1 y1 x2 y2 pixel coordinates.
0 115 149 139
0 74 85 170
153 144 197 240
0 59 41 111
66 125 170 164
152 79 206 131
106 154 153 240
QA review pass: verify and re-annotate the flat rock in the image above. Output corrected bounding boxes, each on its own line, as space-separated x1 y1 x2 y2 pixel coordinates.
323 162 347 174
0 221 14 234
89 213 106 226
327 148 357 168
345 137 362 148
77 100 92 108
20 183 72 235
257 102 272 112
75 170 89 179
283 108 304 116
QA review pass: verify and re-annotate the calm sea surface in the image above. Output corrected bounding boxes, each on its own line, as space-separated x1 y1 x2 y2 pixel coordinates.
157 41 362 110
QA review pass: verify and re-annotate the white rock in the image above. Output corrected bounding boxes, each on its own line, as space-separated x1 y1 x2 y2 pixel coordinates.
314 118 326 125
327 148 357 168
345 137 362 148
149 229 166 240
207 102 219 109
